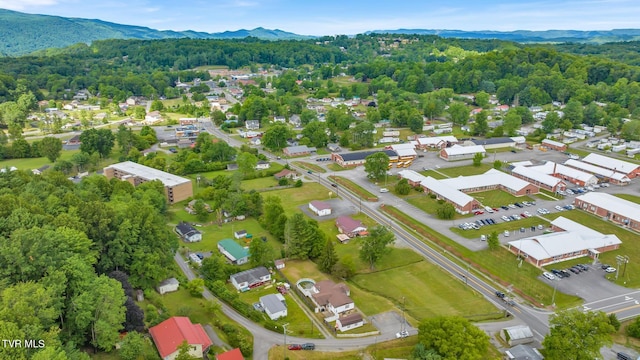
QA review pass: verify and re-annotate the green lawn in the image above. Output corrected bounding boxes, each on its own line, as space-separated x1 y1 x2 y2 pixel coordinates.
329 176 378 201
471 189 533 208
352 261 499 321
450 216 551 239
406 194 472 220
615 193 640 205
0 148 82 171
418 169 448 180
292 161 326 173
241 176 280 191
438 163 493 177
265 182 334 214
542 211 640 287
327 163 350 172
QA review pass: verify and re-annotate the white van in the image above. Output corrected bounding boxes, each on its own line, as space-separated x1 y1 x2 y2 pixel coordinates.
542 272 556 280
484 206 494 213
189 253 202 266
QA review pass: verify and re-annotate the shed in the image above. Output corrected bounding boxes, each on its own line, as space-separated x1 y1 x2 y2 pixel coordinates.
309 200 332 216
157 278 180 295
260 293 287 320
336 312 364 332
505 344 543 360
234 230 247 239
274 259 285 270
501 325 534 346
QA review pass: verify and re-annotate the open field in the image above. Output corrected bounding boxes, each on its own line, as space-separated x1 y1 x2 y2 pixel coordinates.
352 261 499 321
418 169 448 179
406 195 472 220
292 161 326 173
266 183 334 214
327 163 350 172
241 176 280 191
543 211 640 287
437 163 493 177
0 148 83 170
471 189 533 208
329 175 379 201
380 205 581 308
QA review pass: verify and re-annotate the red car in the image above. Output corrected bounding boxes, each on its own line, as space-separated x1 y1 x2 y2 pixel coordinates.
473 210 484 215
493 208 500 212
288 344 302 350
520 213 527 218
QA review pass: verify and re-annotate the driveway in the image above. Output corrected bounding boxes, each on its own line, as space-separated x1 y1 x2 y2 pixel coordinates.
541 263 631 303
369 311 416 336
297 198 358 221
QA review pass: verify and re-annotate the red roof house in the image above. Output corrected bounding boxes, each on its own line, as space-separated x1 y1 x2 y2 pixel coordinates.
335 216 367 237
149 317 212 359
216 348 244 360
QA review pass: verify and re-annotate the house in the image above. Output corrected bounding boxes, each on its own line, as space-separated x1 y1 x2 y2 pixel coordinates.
149 317 212 360
32 164 50 175
273 169 298 180
216 348 244 360
507 216 622 267
250 137 261 146
230 266 271 291
234 230 247 239
327 143 341 152
541 138 567 152
157 278 180 295
274 259 285 270
259 293 287 320
273 116 286 123
501 325 534 346
283 145 316 157
255 161 270 170
335 216 367 237
245 120 260 130
289 114 301 127
574 192 640 230
144 111 163 125
309 201 332 217
335 313 364 332
218 239 249 265
439 145 486 161
470 137 516 150
309 280 354 321
331 149 398 167
175 222 202 243
505 345 543 360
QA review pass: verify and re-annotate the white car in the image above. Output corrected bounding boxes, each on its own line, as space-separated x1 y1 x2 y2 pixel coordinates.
396 330 409 338
379 188 389 193
503 230 510 237
524 211 532 217
605 267 617 273
554 205 564 211
542 272 556 280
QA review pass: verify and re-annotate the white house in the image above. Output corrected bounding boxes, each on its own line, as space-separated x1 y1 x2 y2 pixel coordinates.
245 120 260 130
255 161 270 170
175 222 202 243
260 293 287 320
336 313 364 332
230 267 271 292
309 201 332 217
157 278 180 295
310 280 354 321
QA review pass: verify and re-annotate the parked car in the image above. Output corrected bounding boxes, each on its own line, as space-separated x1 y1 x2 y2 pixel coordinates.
501 215 510 222
168 147 178 153
485 206 494 213
601 183 610 187
566 189 574 195
542 272 556 280
474 210 484 215
524 211 532 217
301 343 316 350
512 214 521 220
288 344 302 350
503 230 510 237
601 264 611 270
508 204 516 209
554 205 564 211
495 291 506 298
480 234 487 241
551 269 564 278
501 206 510 210
560 270 571 277
380 188 389 193
605 267 617 273
514 202 523 208
396 330 409 339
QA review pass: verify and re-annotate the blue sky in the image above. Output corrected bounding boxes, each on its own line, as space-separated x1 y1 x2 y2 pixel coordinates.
2 0 640 35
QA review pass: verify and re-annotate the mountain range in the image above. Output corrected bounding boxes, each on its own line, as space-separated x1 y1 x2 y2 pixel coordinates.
3 8 640 57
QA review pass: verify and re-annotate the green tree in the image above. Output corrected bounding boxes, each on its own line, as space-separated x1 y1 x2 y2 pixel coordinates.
475 91 489 108
119 331 145 360
609 313 621 332
39 136 63 163
436 202 455 220
563 99 584 127
351 121 375 148
411 343 443 360
284 213 313 259
364 152 390 181
193 200 209 222
318 238 338 273
301 121 328 148
542 309 614 360
236 152 258 177
503 110 522 136
493 160 502 169
487 231 499 250
472 152 483 167
473 110 489 136
447 102 469 126
150 100 164 112
542 111 560 134
395 178 412 195
262 124 291 151
249 238 274 267
359 226 395 270
621 120 640 141
185 278 205 297
80 128 115 158
417 316 489 360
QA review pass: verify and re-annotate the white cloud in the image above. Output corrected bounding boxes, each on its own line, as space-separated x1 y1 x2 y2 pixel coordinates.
0 0 60 10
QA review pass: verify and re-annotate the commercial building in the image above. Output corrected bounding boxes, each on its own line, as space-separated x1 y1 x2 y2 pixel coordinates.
507 217 622 267
541 139 567 152
439 144 486 161
283 145 316 157
582 153 640 178
564 159 631 185
104 161 192 204
309 201 332 217
574 192 640 230
331 149 398 167
511 165 567 192
470 137 516 150
414 135 458 150
397 170 480 214
527 161 597 187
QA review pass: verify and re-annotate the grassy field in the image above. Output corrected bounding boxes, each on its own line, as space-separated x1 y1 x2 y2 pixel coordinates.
615 193 640 204
419 169 448 179
329 176 379 202
292 161 326 173
327 163 350 172
450 216 551 239
241 176 280 191
470 189 533 208
265 182 334 214
380 205 581 308
406 194 472 220
0 148 82 170
543 211 640 287
352 261 499 321
438 163 493 177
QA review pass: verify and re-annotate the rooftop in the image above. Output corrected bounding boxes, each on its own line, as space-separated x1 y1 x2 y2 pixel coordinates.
149 317 212 359
564 159 630 182
260 293 287 314
512 165 565 187
442 144 486 156
106 161 191 187
218 239 249 260
576 192 640 223
338 149 397 162
441 168 534 193
230 266 270 284
583 153 640 174
310 200 331 210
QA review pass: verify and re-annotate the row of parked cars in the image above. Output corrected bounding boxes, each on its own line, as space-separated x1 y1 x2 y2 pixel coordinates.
550 264 590 279
458 218 497 230
474 201 537 215
558 183 609 196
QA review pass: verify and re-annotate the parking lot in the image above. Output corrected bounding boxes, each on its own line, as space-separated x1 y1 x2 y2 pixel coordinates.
540 263 630 303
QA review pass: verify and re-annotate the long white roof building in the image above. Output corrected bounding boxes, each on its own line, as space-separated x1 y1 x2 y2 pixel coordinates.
440 169 533 193
575 192 640 224
528 161 597 185
512 165 565 189
564 159 630 183
582 153 640 175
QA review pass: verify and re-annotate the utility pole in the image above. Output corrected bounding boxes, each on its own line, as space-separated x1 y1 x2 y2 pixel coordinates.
282 323 289 359
401 296 406 332
551 281 557 308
